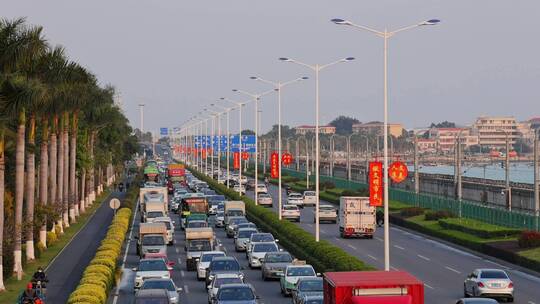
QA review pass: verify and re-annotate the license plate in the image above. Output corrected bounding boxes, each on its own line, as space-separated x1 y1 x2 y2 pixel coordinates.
491 283 501 288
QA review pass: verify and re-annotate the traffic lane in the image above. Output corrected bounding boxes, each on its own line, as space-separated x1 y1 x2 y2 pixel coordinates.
247 181 540 303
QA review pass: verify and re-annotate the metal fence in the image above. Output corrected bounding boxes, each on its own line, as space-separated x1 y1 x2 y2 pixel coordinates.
282 168 539 231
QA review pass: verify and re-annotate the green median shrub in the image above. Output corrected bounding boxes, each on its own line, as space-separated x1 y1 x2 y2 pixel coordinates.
189 166 374 273
439 218 521 239
425 210 455 221
400 207 424 217
518 230 540 248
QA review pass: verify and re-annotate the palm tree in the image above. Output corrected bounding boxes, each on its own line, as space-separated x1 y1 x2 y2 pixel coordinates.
0 126 5 290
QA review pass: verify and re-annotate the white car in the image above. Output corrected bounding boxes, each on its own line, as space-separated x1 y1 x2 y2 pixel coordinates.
256 184 268 194
317 205 337 223
154 217 174 245
207 273 244 304
257 193 273 207
140 278 181 304
235 228 258 252
133 259 171 289
281 205 301 222
287 193 304 207
248 242 279 268
197 251 226 280
233 184 246 195
215 211 225 228
280 264 318 296
246 233 276 257
303 191 317 206
463 269 514 302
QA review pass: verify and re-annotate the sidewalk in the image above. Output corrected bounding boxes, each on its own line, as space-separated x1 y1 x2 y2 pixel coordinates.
45 189 126 304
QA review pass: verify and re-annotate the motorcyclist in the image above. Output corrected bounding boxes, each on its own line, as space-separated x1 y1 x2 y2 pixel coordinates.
31 266 48 295
21 282 38 304
264 176 269 186
118 182 124 192
376 209 384 227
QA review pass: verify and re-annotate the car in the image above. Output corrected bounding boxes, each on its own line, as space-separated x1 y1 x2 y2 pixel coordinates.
206 256 244 286
207 273 244 304
153 217 174 245
281 205 301 222
261 251 294 280
317 205 337 223
246 233 276 256
203 189 217 196
213 283 258 304
197 251 226 280
287 193 304 207
238 175 248 185
248 242 279 268
140 278 182 304
255 184 267 194
303 191 317 206
235 228 258 252
280 263 317 296
464 269 513 302
135 289 171 304
133 258 171 290
257 193 273 207
245 180 256 191
455 299 499 304
234 222 257 236
291 277 323 304
215 211 225 227
143 253 176 276
226 217 249 238
186 220 208 229
233 184 246 195
170 197 181 212
299 295 324 304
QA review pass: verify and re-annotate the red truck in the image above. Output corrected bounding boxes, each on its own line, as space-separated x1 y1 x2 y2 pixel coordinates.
323 271 424 304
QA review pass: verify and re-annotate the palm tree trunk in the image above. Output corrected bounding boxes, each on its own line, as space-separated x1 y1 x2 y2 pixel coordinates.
69 112 77 222
62 112 69 227
0 128 7 290
13 110 25 280
39 118 48 247
25 115 36 261
56 115 64 233
89 131 95 205
49 116 58 233
80 168 86 213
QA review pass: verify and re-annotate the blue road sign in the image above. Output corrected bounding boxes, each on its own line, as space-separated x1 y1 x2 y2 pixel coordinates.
160 127 169 136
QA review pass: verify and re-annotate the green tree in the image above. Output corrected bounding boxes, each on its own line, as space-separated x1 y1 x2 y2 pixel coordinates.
329 115 360 135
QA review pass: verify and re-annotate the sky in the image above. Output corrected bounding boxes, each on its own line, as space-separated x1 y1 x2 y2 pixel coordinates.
3 0 540 134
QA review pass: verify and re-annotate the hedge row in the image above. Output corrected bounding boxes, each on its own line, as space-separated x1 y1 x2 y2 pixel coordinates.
439 218 522 239
67 207 133 304
189 166 374 273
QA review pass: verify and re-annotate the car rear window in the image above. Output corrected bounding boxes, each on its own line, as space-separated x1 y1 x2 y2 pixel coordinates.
202 253 226 262
287 266 315 276
251 234 274 242
253 243 278 253
218 287 255 301
480 270 508 279
211 260 240 271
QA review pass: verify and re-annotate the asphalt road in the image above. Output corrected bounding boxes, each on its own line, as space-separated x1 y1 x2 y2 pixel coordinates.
245 178 540 304
109 193 294 304
46 189 125 304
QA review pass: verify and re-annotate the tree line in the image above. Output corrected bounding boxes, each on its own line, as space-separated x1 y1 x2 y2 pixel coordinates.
0 18 138 289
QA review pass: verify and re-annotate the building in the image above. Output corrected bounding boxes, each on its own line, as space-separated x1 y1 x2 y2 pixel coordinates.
472 116 518 148
295 125 336 135
428 128 478 152
516 121 534 144
416 138 437 153
352 121 404 138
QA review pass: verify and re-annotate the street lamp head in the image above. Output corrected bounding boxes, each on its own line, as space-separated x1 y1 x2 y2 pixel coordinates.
279 57 291 62
340 57 355 63
232 89 238 92
219 97 225 100
249 76 258 80
420 19 441 26
331 18 352 25
301 76 309 80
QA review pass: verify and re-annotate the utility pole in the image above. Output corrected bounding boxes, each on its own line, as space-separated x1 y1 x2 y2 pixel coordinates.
505 133 511 211
414 137 419 195
457 135 463 217
534 129 539 230
347 136 351 180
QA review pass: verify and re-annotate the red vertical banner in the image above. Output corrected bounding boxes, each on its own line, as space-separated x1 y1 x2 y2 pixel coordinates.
369 161 383 207
233 152 240 169
270 152 279 178
201 148 207 159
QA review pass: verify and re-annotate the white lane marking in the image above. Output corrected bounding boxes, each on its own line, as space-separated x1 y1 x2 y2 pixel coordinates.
484 259 510 270
528 301 536 304
175 247 180 254
184 285 189 294
347 244 357 250
320 229 326 234
177 257 182 265
334 237 341 241
424 283 434 290
390 266 398 271
307 224 313 227
180 270 185 278
510 270 540 284
375 237 383 242
445 266 461 274
417 254 431 261
394 245 405 250
367 254 378 261
112 295 118 304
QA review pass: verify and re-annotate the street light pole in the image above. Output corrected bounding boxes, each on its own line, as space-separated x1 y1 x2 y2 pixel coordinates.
279 57 354 242
332 17 440 271
213 103 234 187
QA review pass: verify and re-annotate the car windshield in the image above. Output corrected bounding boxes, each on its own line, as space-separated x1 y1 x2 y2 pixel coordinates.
259 194 270 198
251 234 274 242
284 206 297 211
187 240 212 251
238 223 256 229
298 280 323 291
480 270 508 279
211 260 240 271
201 253 225 262
231 218 248 225
209 195 226 202
304 191 315 196
142 235 165 246
253 243 278 253
138 260 168 271
287 267 315 276
187 221 207 228
238 230 257 238
289 194 302 199
320 206 335 211
227 210 244 217
135 298 169 304
214 277 243 288
265 253 292 263
147 211 164 218
141 280 175 291
218 287 255 301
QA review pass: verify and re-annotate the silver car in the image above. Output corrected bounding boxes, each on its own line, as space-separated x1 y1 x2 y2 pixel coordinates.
235 228 258 252
261 251 293 280
463 269 514 302
257 193 273 207
317 205 337 223
197 251 226 280
140 278 181 304
248 242 279 268
207 273 244 304
215 211 225 228
455 299 499 304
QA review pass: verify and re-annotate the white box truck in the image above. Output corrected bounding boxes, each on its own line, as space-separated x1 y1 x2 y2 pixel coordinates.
339 196 376 238
185 227 215 271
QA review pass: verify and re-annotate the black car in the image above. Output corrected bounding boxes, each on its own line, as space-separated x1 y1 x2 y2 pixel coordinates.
205 256 244 286
245 180 256 191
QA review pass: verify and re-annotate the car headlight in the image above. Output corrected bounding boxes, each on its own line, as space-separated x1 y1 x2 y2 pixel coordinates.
209 275 214 280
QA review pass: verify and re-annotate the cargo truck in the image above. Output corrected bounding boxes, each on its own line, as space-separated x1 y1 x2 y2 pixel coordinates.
339 197 376 238
180 196 208 218
167 164 186 192
185 227 214 271
137 222 167 256
224 201 245 223
323 271 424 304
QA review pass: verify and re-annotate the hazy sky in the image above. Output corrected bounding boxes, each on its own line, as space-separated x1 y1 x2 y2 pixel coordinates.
4 1 540 134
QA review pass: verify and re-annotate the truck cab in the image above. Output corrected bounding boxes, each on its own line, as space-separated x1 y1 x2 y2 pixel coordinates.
137 222 167 256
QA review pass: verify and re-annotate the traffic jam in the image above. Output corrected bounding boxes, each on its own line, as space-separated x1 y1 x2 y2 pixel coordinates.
124 159 515 304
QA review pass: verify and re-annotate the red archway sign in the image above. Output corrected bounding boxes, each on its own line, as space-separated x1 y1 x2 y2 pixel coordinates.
241 152 249 160
282 152 293 165
389 161 408 183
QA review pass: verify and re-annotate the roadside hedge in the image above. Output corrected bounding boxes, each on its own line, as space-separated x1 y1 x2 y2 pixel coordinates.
189 166 374 273
67 207 132 304
439 218 521 239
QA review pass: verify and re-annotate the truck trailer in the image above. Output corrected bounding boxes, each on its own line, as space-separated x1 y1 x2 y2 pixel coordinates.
339 197 376 238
